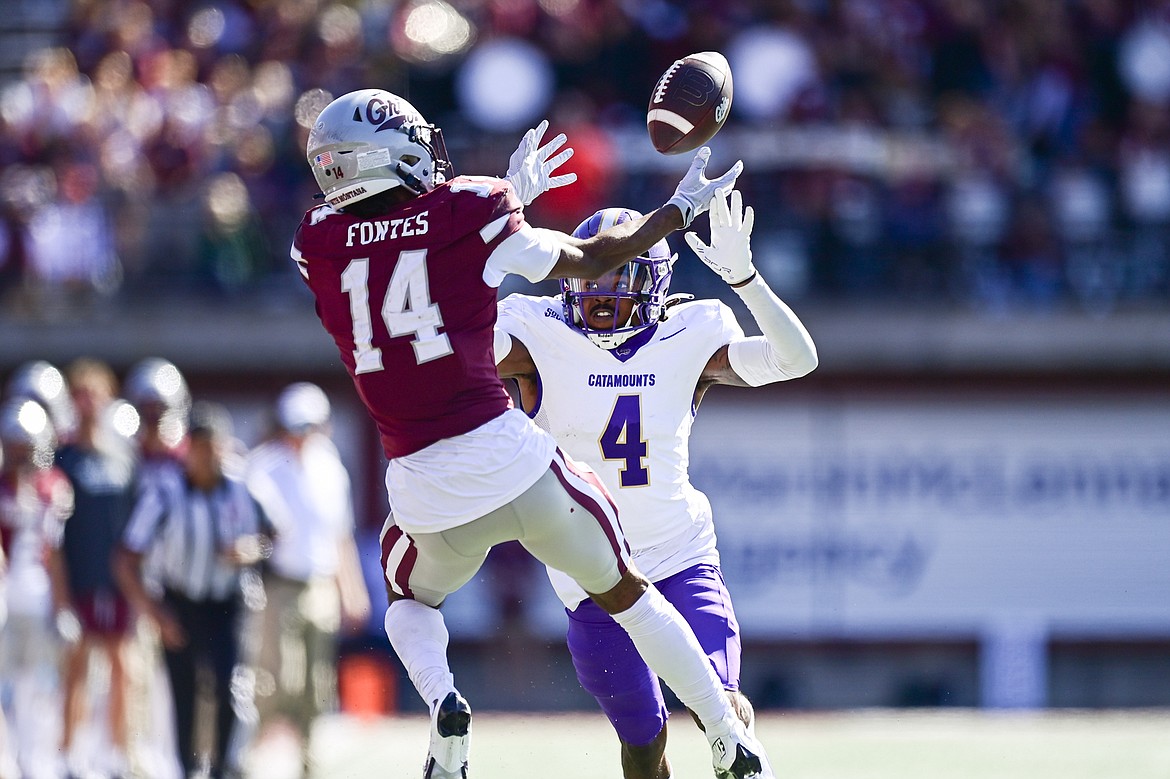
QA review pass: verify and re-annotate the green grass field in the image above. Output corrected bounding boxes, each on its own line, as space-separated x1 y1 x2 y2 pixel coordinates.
309 708 1170 779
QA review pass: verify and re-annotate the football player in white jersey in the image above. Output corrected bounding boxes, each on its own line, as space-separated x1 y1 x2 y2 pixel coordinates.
496 189 817 779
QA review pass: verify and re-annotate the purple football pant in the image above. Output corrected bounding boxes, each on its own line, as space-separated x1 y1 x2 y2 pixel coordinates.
565 562 742 747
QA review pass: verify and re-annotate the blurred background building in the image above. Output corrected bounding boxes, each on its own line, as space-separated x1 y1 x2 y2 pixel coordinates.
0 0 1168 714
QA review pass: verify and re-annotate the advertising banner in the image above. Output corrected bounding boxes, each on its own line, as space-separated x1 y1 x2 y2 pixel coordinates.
691 393 1170 639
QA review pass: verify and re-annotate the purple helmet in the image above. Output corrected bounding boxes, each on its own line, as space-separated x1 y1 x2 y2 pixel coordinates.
562 208 676 349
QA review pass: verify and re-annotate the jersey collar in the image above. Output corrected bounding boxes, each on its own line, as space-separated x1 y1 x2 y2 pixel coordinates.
607 323 659 362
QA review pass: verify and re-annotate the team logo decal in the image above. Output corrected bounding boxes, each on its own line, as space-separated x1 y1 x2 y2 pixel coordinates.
351 96 416 133
715 95 730 124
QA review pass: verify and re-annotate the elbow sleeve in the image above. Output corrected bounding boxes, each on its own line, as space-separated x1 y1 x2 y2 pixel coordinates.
728 274 818 384
728 337 799 386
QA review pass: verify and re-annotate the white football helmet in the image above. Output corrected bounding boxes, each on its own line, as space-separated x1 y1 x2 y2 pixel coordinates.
562 208 677 349
124 357 190 413
5 360 76 440
0 398 56 470
306 89 452 207
124 357 190 447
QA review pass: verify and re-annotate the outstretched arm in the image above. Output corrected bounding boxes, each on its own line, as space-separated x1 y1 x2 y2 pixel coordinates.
545 147 742 281
688 189 818 391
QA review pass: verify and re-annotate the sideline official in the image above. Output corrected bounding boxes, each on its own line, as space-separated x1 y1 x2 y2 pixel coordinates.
114 402 268 779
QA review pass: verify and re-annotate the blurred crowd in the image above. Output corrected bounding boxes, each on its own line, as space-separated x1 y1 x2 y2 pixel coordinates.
0 357 370 779
0 0 1168 316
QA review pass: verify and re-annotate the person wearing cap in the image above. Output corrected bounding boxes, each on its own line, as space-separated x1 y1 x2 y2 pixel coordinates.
123 357 191 478
0 397 74 779
114 401 269 779
241 382 370 774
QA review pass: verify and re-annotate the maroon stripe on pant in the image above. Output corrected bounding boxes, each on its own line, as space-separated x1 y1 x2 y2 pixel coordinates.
549 449 630 571
380 524 417 599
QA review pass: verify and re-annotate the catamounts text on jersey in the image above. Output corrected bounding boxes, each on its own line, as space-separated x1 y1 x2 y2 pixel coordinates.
588 373 656 387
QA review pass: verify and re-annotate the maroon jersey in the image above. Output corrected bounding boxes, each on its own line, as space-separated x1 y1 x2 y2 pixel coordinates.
0 467 73 556
292 176 525 458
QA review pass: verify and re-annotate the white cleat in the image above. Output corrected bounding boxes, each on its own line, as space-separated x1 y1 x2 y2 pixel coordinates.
708 718 772 779
740 702 775 777
423 691 472 779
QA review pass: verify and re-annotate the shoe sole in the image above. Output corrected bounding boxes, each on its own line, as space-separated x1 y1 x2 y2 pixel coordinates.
425 692 471 779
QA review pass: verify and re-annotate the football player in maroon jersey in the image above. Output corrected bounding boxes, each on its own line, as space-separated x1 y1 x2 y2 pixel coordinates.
291 89 769 779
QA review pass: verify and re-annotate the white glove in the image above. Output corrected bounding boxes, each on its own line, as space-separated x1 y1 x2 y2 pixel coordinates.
504 119 577 205
666 146 744 229
685 188 756 285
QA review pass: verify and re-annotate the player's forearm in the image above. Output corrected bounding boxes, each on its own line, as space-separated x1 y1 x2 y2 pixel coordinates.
561 206 683 279
728 273 818 385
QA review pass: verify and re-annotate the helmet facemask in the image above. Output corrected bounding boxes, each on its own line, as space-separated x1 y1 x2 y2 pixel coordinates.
562 208 676 350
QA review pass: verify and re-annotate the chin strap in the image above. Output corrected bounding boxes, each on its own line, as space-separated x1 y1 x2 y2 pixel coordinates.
395 162 428 194
660 293 695 320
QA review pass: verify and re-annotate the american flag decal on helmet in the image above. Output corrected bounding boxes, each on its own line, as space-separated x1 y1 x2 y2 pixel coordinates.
314 151 334 168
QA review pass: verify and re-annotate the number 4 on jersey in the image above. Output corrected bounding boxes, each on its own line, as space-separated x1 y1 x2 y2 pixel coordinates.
600 394 649 487
341 250 453 373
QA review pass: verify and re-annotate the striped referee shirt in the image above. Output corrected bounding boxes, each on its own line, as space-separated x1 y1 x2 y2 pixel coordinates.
122 460 262 602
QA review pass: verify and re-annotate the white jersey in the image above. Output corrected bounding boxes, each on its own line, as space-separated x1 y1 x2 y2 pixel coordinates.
497 294 744 608
247 434 355 581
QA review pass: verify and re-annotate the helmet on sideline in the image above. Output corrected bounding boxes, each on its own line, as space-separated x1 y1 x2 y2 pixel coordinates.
5 360 76 440
306 89 452 208
0 398 56 469
562 208 676 349
124 357 190 447
124 358 190 415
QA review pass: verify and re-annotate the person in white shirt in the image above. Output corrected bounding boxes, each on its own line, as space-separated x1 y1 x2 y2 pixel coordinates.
496 189 817 779
243 382 370 772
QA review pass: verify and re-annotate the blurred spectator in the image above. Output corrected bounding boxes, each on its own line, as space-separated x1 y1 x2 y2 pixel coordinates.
114 401 267 779
123 357 190 472
1117 101 1170 301
0 523 8 779
242 382 369 776
50 358 139 777
0 0 1167 312
0 398 73 779
198 172 272 294
0 202 25 305
21 161 120 319
5 361 77 443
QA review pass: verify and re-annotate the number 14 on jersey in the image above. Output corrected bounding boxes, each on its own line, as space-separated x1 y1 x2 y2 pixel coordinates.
340 250 453 372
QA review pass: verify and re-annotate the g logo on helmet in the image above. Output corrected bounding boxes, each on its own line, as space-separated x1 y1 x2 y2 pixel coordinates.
365 96 414 133
366 97 390 126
